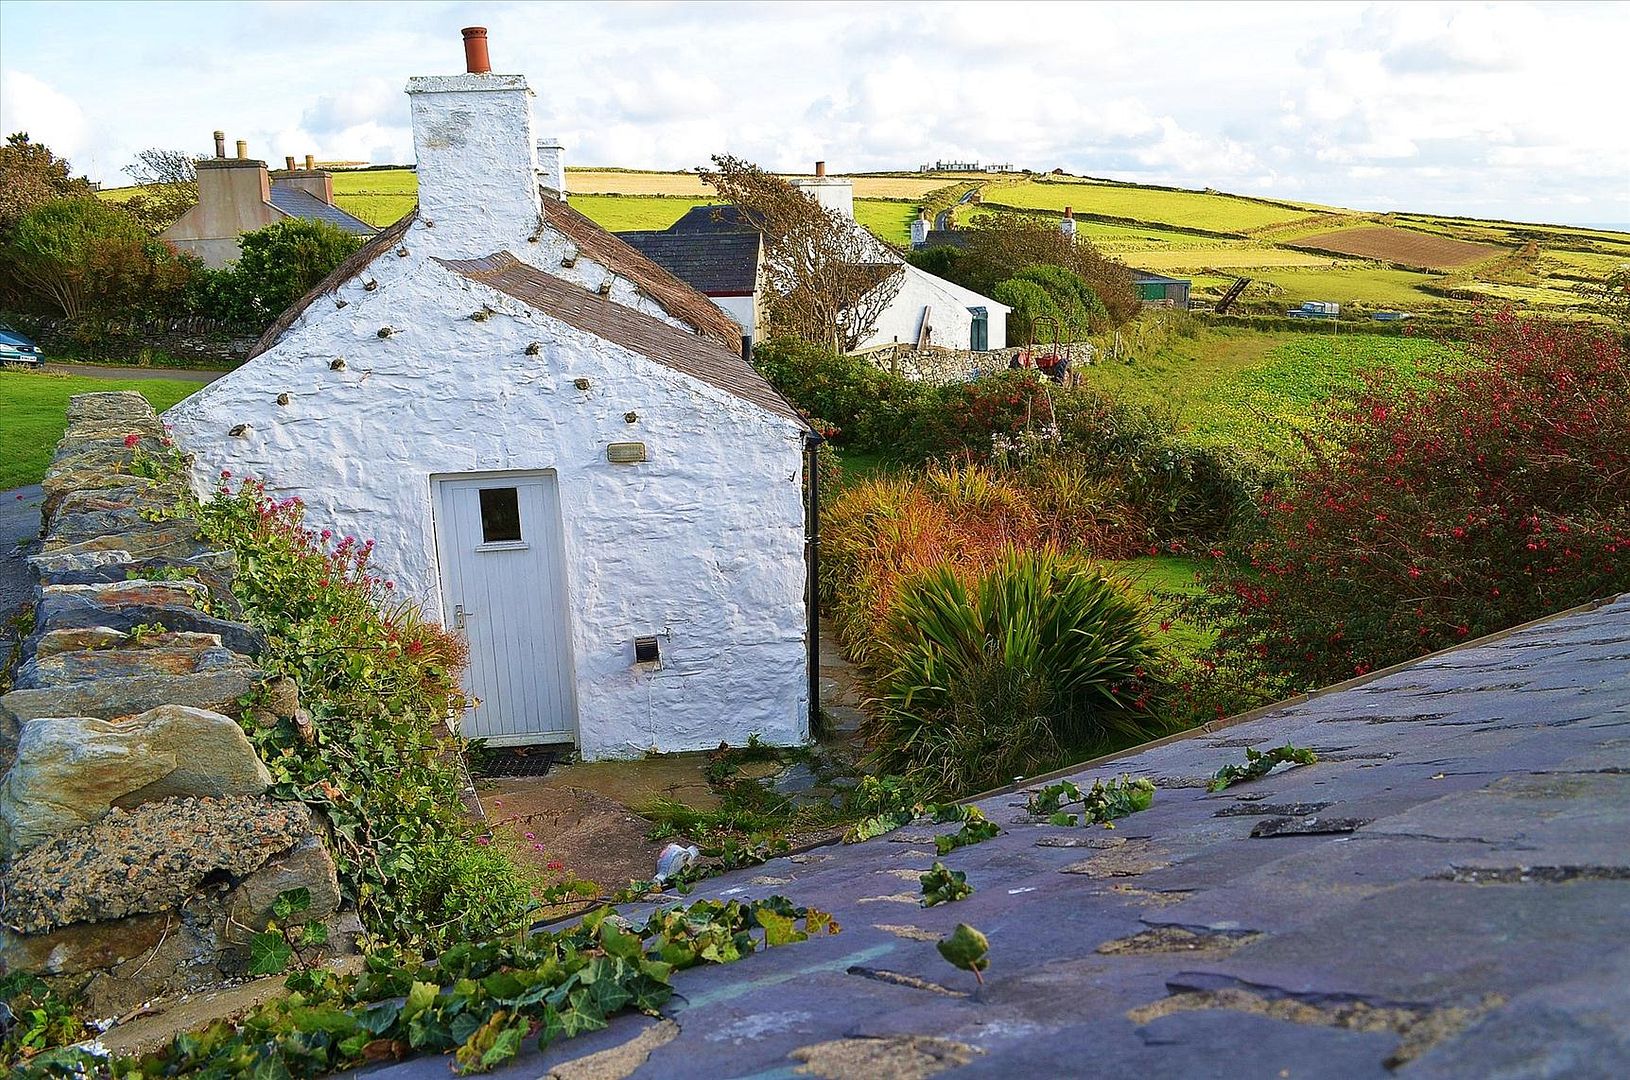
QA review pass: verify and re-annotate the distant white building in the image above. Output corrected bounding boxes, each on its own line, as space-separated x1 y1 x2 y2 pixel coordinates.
619 161 1008 355
165 28 813 760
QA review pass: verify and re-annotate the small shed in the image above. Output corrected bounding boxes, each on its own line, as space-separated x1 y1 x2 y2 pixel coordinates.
164 32 814 759
1131 272 1192 310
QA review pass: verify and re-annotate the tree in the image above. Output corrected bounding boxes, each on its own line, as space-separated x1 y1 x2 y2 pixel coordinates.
121 148 200 233
202 217 364 328
994 264 1109 343
698 155 903 352
948 211 1140 327
0 133 94 235
5 196 197 321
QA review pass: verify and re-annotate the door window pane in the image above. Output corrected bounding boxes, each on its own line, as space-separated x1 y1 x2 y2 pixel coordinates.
479 487 522 543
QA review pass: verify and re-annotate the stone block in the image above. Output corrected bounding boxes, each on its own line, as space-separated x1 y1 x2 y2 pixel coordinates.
1 796 314 933
65 391 155 423
0 706 273 854
1 665 262 729
228 835 342 930
18 634 247 688
37 521 208 562
0 913 169 977
35 579 264 655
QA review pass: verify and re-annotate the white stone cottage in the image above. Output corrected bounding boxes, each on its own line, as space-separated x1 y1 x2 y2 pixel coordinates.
620 165 1008 355
165 35 814 759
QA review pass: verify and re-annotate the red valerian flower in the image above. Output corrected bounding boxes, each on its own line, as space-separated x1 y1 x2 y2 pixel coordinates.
123 433 141 448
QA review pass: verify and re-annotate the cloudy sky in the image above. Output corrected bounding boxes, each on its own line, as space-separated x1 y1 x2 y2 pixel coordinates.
2 0 1626 226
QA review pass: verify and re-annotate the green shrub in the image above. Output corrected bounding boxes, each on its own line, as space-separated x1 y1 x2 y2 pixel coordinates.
996 264 1109 343
194 477 535 955
868 550 1160 797
1196 311 1630 690
199 217 363 329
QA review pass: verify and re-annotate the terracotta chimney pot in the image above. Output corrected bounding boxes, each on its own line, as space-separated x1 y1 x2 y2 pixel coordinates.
213 130 227 158
235 139 248 160
1064 206 1073 218
305 153 315 170
284 155 296 171
462 26 491 74
815 160 826 178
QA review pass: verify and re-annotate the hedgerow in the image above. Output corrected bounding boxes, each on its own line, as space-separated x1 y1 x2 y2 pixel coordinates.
194 477 538 954
1195 310 1630 690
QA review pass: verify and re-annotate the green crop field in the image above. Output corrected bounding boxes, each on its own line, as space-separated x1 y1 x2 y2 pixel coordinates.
0 371 206 489
1077 328 1461 459
981 179 1328 234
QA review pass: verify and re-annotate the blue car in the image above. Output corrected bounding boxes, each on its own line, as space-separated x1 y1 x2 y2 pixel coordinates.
0 323 44 367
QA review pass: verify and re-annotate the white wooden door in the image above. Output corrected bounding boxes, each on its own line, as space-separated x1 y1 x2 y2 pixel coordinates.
433 472 578 745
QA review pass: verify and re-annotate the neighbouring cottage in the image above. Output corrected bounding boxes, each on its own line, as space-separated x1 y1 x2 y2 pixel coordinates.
164 28 815 760
160 134 377 269
618 162 1009 354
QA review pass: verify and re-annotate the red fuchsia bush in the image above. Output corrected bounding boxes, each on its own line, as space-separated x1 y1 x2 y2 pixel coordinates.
193 476 544 954
1195 310 1630 692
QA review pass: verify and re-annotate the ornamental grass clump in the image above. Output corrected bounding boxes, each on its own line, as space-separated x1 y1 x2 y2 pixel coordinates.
868 549 1161 798
195 477 535 955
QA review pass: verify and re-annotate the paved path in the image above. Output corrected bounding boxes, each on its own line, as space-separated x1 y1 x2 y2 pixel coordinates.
368 594 1630 1079
1 485 42 630
41 362 226 383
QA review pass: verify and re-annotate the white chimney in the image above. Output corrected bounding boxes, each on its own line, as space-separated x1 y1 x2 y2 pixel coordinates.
537 137 565 197
790 160 854 221
405 28 540 257
909 210 929 248
1060 206 1076 242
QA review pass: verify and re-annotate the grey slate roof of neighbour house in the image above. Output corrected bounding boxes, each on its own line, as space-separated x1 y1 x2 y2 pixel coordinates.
438 252 804 427
617 230 761 296
365 592 1630 1080
666 204 765 234
266 184 377 236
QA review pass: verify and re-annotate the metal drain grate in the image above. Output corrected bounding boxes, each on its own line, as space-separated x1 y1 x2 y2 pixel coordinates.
474 746 567 779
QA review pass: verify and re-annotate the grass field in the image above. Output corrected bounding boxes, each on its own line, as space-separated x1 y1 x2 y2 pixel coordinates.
107 163 1619 320
983 179 1327 234
0 371 205 489
1078 328 1460 458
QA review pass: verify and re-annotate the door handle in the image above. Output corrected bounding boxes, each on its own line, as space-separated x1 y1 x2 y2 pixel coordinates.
453 604 476 629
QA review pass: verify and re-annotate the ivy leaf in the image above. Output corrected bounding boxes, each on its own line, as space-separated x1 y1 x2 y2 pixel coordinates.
920 862 974 907
937 923 990 985
757 908 808 946
598 919 644 961
271 887 313 920
402 979 438 1023
248 931 293 976
298 921 329 947
357 999 401 1036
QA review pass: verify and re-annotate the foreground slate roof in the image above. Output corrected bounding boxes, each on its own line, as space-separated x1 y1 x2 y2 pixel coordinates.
374 594 1630 1079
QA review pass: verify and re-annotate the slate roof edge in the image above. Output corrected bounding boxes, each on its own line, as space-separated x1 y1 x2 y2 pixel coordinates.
971 589 1629 803
524 593 1627 936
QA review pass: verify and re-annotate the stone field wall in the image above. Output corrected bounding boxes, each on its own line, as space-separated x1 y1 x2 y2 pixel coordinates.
0 392 352 1015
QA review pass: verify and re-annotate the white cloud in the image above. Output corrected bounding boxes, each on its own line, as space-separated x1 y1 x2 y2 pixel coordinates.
0 70 91 160
0 0 1622 224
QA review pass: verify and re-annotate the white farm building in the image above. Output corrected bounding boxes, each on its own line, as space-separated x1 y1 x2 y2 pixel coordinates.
165 30 814 759
620 165 1009 355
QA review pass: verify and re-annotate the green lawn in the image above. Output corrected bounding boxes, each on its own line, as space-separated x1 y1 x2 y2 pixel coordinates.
1104 555 1213 659
0 370 205 489
1079 328 1460 459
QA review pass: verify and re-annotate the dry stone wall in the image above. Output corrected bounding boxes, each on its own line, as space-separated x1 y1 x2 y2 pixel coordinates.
0 392 351 1015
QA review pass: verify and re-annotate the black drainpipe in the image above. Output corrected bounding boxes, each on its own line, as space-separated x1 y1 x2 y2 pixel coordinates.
804 427 823 735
